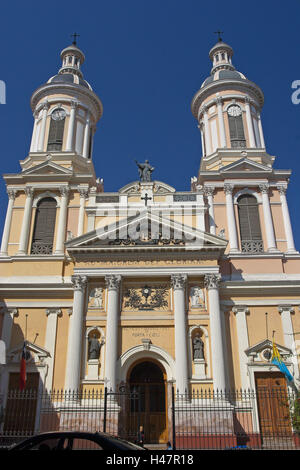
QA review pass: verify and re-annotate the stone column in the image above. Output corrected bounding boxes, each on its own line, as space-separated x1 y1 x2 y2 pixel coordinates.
65 276 87 391
18 187 34 255
104 275 121 392
77 188 89 237
55 187 69 255
0 189 16 256
66 100 77 152
257 112 265 148
37 102 49 152
171 274 189 395
204 274 227 391
224 184 239 252
278 305 299 379
216 97 226 147
259 184 277 252
45 309 62 390
82 112 91 158
277 185 296 253
198 124 206 157
204 186 216 235
1 308 18 349
30 112 38 152
202 107 212 156
244 97 256 148
232 305 250 389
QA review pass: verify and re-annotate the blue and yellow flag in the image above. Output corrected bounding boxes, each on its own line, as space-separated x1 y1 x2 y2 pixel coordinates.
271 341 293 382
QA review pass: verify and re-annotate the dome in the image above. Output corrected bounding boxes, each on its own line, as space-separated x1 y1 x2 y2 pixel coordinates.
201 69 247 89
47 73 93 90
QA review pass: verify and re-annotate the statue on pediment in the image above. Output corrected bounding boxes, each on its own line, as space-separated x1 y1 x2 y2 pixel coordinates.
135 160 154 182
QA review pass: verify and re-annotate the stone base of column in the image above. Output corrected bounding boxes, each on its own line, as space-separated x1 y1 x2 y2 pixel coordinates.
267 247 280 253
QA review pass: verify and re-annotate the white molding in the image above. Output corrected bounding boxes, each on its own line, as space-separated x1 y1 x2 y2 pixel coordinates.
233 188 261 204
118 344 176 383
32 191 61 208
221 299 300 307
74 266 220 277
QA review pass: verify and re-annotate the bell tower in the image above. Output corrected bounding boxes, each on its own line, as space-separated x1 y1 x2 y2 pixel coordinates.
191 37 269 172
25 39 103 172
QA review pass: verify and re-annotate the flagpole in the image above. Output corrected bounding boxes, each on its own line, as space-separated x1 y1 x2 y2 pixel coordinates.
25 314 28 343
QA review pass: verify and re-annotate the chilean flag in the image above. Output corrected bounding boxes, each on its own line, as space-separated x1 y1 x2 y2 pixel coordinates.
19 341 27 391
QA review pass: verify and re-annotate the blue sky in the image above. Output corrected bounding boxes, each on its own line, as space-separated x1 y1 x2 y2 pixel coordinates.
0 0 300 248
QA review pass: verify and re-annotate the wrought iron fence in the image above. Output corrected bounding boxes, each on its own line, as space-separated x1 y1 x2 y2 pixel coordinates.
0 388 142 448
0 387 299 450
173 388 300 450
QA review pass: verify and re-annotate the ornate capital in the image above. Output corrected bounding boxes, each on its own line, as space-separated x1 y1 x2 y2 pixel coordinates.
259 183 269 194
60 186 70 197
70 100 78 109
216 96 223 106
78 187 89 199
7 188 16 200
71 275 87 292
171 274 187 290
224 183 234 195
105 275 121 291
25 186 34 198
277 185 287 196
204 186 215 197
244 96 251 104
6 308 18 317
232 305 250 315
46 308 62 317
278 305 294 314
204 274 221 290
42 101 50 111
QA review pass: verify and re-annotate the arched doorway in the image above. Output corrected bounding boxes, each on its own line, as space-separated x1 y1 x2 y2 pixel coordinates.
127 360 167 444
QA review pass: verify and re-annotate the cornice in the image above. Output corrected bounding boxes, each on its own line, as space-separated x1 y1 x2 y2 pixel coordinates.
30 83 103 121
191 78 264 118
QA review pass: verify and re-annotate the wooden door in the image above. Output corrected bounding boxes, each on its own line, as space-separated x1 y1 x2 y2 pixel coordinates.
128 361 167 444
3 372 39 434
255 372 292 437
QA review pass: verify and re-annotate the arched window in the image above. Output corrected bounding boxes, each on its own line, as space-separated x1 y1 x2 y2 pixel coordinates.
227 105 246 148
47 108 66 151
237 194 263 253
31 197 56 254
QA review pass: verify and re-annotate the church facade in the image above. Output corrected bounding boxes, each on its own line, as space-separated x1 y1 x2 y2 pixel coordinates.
0 38 300 445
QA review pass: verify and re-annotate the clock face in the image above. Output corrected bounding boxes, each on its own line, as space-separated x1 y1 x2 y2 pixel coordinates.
51 108 66 121
227 105 242 117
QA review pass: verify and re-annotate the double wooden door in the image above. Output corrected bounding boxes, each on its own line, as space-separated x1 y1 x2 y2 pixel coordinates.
128 361 167 444
255 372 292 437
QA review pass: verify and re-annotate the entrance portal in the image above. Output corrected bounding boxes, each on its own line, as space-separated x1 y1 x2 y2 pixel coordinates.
128 361 167 444
255 372 292 438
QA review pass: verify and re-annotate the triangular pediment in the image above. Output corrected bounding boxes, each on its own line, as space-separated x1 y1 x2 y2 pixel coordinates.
22 161 73 176
245 339 292 358
66 211 228 253
220 158 272 174
7 341 50 364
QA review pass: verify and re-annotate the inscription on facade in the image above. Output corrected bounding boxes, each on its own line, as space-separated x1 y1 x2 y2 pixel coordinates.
128 327 165 338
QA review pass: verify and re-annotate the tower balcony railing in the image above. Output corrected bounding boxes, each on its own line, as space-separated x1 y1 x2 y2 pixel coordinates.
31 242 53 255
241 239 264 253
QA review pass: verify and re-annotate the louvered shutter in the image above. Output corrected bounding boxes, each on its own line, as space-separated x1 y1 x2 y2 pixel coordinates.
228 114 246 148
47 118 65 151
238 195 262 241
31 198 56 253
